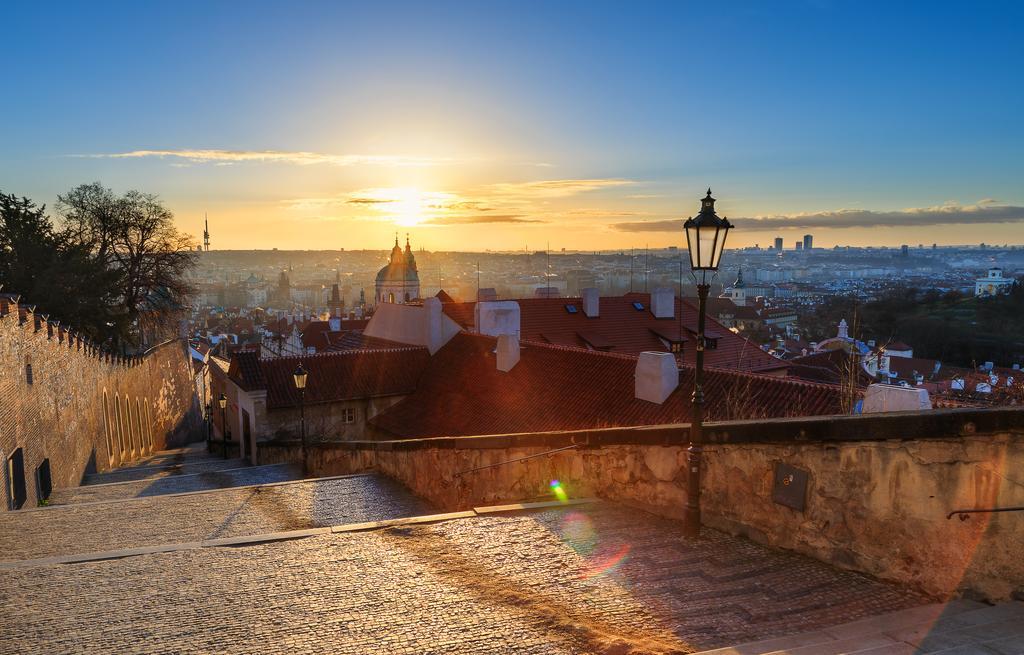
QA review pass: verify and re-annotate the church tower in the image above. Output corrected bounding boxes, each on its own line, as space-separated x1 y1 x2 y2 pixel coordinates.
729 268 747 307
375 235 420 304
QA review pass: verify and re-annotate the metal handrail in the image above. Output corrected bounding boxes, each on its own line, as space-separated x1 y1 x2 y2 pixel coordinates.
946 506 1024 520
451 444 581 478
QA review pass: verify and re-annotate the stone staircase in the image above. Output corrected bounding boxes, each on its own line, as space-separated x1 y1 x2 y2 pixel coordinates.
692 601 1024 655
49 442 302 505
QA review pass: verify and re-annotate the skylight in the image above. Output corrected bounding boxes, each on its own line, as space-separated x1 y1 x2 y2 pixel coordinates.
565 304 578 314
632 302 645 311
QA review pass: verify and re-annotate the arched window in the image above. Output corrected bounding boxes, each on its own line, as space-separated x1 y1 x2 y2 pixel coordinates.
126 398 136 457
136 399 144 453
102 391 114 464
145 400 154 450
387 292 395 303
115 395 126 456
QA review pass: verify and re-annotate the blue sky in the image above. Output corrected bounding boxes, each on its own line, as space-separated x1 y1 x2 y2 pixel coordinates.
2 1 1022 250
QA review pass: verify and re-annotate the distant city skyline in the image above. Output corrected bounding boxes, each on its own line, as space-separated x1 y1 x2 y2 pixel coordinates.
3 2 1023 251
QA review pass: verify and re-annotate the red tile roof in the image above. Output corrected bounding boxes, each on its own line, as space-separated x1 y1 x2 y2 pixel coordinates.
228 347 430 409
442 293 786 373
370 332 843 439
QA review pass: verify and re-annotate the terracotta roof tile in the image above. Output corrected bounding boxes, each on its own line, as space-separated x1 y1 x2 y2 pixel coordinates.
370 332 842 439
228 347 429 409
443 294 786 372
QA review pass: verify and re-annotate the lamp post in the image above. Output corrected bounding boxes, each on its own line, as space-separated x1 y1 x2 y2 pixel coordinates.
217 393 228 460
682 188 733 538
293 363 309 477
204 402 212 452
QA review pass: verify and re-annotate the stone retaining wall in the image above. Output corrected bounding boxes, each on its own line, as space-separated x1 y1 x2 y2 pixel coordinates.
259 407 1024 601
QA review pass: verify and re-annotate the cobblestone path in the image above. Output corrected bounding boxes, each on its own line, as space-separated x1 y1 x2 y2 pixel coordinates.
50 462 304 505
1 474 433 561
0 504 929 654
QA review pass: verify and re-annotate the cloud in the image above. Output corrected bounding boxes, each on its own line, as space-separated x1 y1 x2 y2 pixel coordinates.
75 149 449 167
611 202 1024 232
346 197 396 205
422 214 546 225
486 178 635 198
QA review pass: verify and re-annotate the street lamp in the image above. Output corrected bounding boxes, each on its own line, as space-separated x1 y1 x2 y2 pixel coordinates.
682 188 733 538
293 363 308 477
204 402 212 451
217 393 228 460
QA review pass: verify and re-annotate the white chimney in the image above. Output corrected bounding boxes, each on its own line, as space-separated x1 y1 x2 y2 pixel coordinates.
496 333 520 372
475 301 521 337
837 319 849 339
581 288 599 317
651 287 674 319
862 383 931 413
635 351 678 404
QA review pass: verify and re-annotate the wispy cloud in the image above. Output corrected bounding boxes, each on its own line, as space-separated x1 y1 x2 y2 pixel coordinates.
422 214 546 225
75 149 450 167
612 201 1024 232
486 178 635 199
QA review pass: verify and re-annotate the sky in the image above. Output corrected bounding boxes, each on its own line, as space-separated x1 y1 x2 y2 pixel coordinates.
2 1 1023 251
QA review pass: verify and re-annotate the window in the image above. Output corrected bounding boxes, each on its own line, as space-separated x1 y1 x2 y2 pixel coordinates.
127 399 136 456
25 356 33 385
564 304 578 314
36 459 52 502
7 448 26 510
103 391 115 463
341 408 356 424
145 400 154 449
116 395 126 455
632 302 645 311
136 399 144 453
670 342 683 353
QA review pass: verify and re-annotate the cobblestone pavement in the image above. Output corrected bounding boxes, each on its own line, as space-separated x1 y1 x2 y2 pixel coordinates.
82 457 252 484
50 463 304 505
0 505 929 654
0 475 433 561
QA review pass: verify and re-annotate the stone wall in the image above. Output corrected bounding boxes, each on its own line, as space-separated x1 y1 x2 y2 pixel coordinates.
1 302 203 509
257 408 1024 601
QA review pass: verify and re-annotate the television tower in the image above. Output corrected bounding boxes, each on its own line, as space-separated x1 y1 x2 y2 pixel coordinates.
203 213 210 252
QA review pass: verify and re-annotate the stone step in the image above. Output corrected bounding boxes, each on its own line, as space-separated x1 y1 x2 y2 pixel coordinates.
820 601 987 641
690 601 991 655
83 457 251 484
51 463 303 505
883 602 1024 650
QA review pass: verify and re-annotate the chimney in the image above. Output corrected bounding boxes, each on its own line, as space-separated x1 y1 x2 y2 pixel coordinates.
496 333 520 372
837 319 849 339
474 301 521 337
635 351 678 404
650 287 674 319
581 288 599 317
862 383 931 413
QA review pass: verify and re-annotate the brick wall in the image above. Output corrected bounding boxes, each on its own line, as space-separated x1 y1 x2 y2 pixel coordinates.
1 300 203 510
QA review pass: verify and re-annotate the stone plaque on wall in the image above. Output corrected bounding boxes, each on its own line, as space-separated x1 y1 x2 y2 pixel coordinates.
772 462 809 512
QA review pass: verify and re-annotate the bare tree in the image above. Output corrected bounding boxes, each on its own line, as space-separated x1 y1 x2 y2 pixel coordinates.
57 183 196 350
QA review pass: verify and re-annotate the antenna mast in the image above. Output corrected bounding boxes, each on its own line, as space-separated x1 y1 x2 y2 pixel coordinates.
203 213 210 252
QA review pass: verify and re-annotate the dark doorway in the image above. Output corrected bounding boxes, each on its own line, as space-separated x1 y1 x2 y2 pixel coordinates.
7 448 27 510
36 458 52 502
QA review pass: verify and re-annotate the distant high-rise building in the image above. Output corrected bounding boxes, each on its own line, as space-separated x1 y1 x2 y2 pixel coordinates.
774 237 784 251
803 234 813 251
795 241 803 251
901 244 909 257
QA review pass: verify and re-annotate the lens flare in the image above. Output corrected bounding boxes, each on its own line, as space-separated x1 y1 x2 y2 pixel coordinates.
578 543 632 580
549 479 569 503
558 511 631 581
